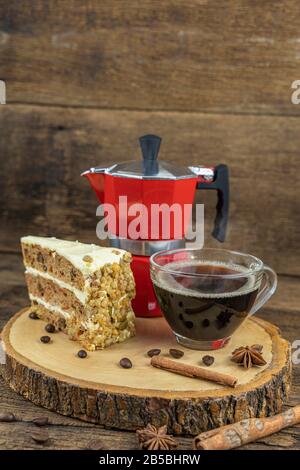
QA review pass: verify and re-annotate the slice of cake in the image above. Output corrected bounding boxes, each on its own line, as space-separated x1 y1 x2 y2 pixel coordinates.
21 236 136 351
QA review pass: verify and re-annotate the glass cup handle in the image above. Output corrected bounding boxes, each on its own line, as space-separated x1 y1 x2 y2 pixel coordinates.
249 266 278 315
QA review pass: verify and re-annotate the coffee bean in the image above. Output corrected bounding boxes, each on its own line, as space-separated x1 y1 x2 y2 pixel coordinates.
40 335 51 344
83 255 93 263
30 429 49 444
169 348 184 359
45 324 55 333
147 348 161 358
84 438 104 450
202 355 215 367
32 417 49 427
77 350 87 359
0 412 16 422
29 311 39 320
119 357 132 369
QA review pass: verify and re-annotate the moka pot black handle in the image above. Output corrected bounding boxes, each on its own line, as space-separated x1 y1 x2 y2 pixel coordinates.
197 164 229 243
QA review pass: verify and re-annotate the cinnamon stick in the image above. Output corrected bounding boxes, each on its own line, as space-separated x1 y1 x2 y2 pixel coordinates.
150 356 237 388
193 405 300 450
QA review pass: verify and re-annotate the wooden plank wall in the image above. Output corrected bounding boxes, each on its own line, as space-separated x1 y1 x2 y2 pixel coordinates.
0 0 299 275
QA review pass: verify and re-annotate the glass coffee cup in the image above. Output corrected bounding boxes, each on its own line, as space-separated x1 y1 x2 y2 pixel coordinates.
150 248 277 350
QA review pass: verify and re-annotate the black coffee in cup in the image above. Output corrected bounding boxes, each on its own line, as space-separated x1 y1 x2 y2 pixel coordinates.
153 262 259 343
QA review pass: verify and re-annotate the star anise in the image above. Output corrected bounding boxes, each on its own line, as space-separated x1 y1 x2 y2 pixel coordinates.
231 344 266 369
136 424 178 450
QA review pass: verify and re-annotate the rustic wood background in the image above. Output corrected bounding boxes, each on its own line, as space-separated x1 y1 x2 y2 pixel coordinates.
0 0 299 276
0 0 300 451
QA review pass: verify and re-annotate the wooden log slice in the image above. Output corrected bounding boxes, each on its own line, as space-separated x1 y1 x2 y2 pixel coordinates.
0 308 291 436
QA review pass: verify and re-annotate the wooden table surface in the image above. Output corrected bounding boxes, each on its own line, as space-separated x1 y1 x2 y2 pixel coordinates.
0 254 299 450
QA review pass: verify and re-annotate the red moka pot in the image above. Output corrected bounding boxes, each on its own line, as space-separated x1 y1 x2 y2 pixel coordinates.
82 135 229 317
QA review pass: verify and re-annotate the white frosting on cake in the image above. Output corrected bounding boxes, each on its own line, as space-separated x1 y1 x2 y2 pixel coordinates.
25 267 87 303
21 236 126 276
29 294 72 319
